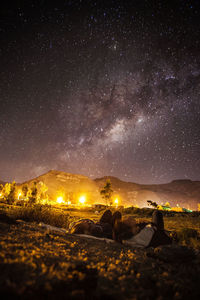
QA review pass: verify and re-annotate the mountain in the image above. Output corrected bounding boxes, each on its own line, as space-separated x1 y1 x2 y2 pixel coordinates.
19 170 200 210
95 177 200 210
20 170 103 204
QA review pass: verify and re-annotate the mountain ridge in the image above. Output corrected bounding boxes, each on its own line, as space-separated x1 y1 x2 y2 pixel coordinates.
1 170 199 209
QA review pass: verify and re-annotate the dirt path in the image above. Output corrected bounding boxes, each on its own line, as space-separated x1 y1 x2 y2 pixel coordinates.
0 220 200 299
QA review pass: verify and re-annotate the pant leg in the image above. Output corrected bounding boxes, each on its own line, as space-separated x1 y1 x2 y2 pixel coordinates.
150 211 172 247
152 210 164 230
99 209 112 225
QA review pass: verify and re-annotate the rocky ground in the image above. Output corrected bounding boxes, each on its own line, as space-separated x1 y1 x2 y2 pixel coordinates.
0 216 200 300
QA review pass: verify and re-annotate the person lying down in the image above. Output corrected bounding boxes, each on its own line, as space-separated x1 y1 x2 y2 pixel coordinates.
70 210 172 248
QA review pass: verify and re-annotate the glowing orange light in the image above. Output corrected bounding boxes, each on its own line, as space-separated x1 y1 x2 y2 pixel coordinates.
114 198 119 205
18 191 22 200
57 196 64 204
79 195 86 205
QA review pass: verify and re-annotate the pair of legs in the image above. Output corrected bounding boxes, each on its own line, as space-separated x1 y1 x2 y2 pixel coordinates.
113 210 166 244
99 210 171 247
99 209 122 227
71 210 122 238
71 209 171 247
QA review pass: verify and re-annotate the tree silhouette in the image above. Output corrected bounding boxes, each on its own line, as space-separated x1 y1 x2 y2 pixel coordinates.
147 200 158 209
38 182 48 201
22 184 29 198
28 182 38 205
7 181 16 205
100 179 113 206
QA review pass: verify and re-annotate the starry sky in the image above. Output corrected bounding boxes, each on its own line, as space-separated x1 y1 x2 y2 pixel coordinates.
0 0 200 184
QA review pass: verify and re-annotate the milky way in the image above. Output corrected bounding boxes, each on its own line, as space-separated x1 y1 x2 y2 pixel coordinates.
0 1 200 183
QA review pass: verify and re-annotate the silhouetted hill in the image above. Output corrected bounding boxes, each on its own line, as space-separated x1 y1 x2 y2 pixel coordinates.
19 171 200 209
20 170 103 204
95 177 200 210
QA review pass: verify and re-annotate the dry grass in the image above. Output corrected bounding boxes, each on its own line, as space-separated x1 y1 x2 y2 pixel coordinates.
1 205 200 298
0 220 200 299
1 204 200 249
4 204 70 229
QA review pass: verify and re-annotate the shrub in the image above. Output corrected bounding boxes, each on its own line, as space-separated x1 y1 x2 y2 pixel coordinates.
190 211 200 217
123 207 154 217
8 204 69 229
147 200 158 209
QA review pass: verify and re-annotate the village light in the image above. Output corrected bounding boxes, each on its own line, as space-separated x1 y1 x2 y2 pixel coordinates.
79 195 86 205
57 196 64 204
18 191 22 200
114 198 119 205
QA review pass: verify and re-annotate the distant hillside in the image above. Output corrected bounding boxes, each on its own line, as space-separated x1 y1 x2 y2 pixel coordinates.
18 171 200 210
20 170 103 204
95 177 200 210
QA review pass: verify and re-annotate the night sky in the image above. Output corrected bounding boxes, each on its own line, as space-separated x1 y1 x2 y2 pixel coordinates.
0 0 200 184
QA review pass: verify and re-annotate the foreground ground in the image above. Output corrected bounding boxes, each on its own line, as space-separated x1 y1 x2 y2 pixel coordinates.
0 207 200 299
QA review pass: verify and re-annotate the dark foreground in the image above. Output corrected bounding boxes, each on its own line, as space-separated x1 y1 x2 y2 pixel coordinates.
0 219 200 300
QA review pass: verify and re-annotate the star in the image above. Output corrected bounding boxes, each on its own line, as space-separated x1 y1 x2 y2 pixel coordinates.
0 0 199 184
